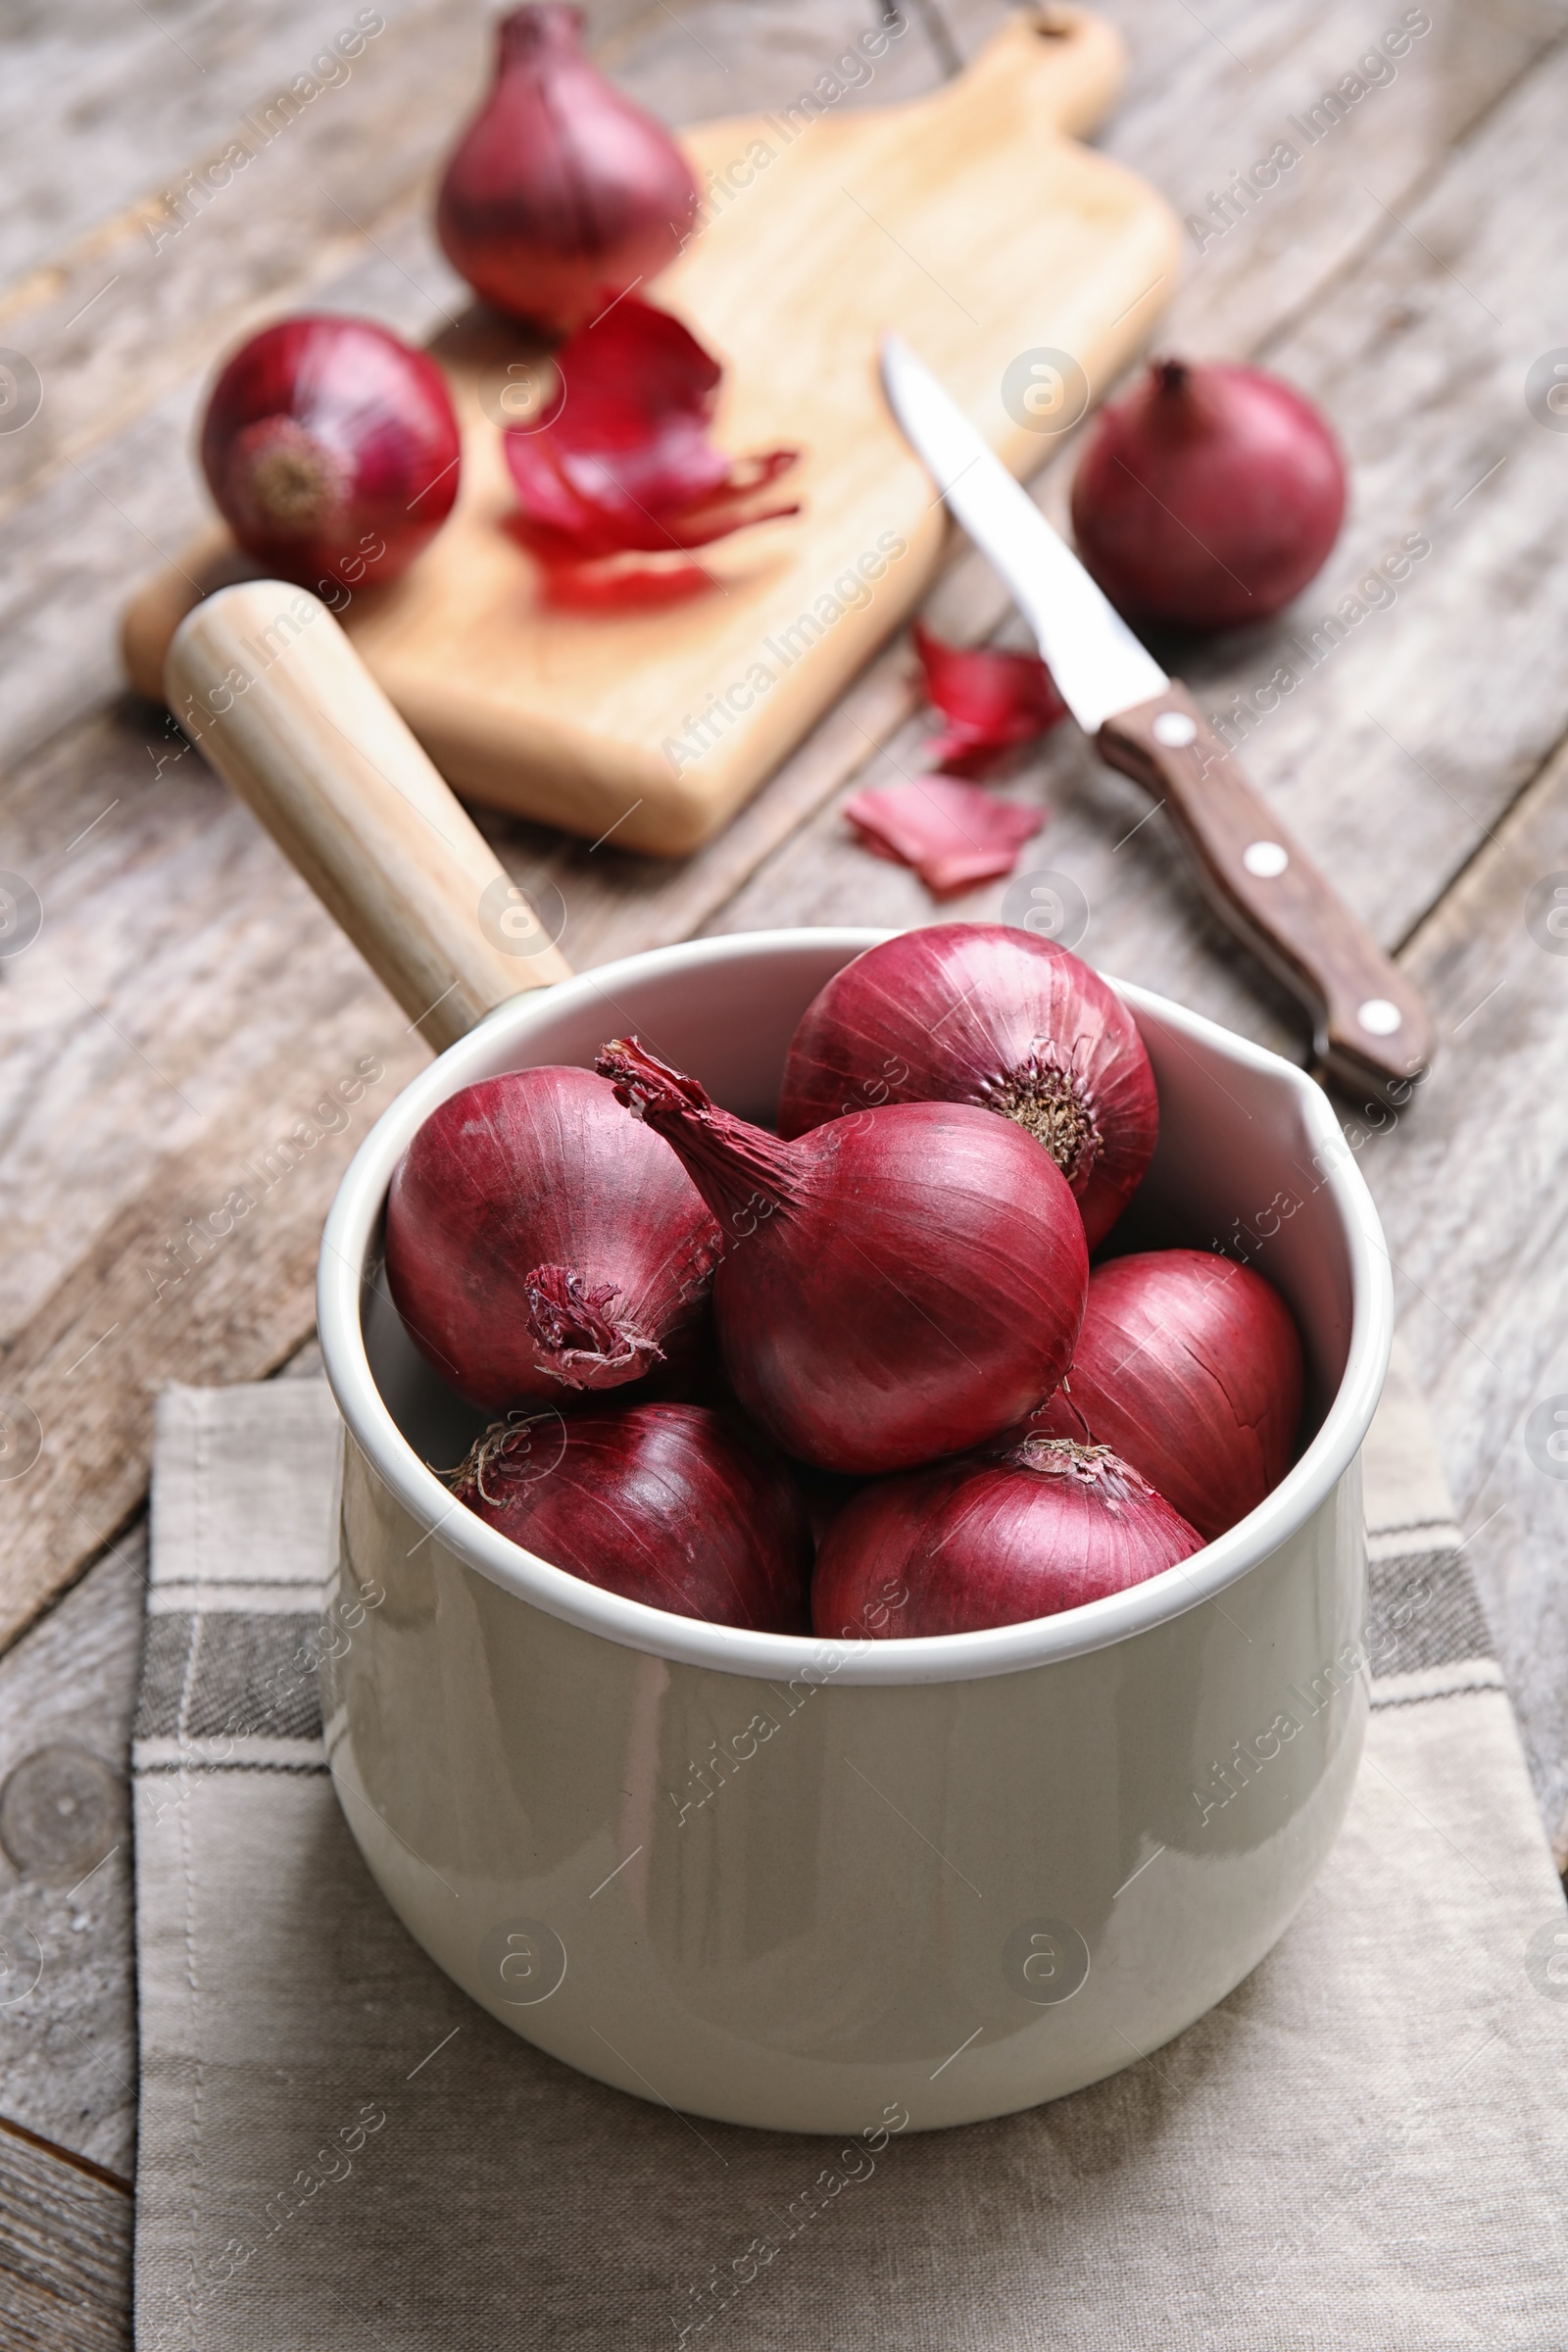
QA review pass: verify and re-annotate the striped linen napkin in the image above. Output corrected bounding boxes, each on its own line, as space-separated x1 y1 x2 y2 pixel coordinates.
131 1345 1567 2351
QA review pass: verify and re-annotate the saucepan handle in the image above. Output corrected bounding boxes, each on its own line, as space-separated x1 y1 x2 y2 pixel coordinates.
166 581 571 1052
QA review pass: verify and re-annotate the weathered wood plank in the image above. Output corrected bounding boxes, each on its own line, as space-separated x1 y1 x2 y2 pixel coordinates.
0 0 432 292
0 1539 144 2179
0 0 661 304
0 2120 130 2352
0 707 410 1341
0 1011 423 1651
951 0 1567 354
1356 732 1568 1831
0 2 485 520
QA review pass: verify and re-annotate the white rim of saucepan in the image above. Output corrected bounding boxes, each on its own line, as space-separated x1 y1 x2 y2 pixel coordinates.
318 929 1393 1687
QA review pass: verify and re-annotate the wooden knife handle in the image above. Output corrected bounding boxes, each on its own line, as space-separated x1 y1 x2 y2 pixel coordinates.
166 582 570 1053
1098 683 1433 1103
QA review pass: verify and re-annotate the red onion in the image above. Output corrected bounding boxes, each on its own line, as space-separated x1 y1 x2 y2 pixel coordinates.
812 1437 1201 1638
1069 358 1346 630
913 623 1067 777
1031 1250 1303 1540
436 4 700 334
595 1037 1087 1477
454 1402 810 1631
384 1065 719 1411
776 926 1157 1250
199 316 461 590
504 296 800 565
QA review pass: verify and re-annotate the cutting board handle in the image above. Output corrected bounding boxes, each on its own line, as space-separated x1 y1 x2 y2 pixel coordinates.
166 582 571 1053
930 5 1128 138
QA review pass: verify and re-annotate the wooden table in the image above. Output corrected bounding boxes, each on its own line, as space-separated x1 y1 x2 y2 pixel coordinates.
4 0 1568 2335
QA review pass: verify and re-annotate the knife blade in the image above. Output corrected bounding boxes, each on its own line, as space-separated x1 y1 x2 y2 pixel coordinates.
880 334 1434 1105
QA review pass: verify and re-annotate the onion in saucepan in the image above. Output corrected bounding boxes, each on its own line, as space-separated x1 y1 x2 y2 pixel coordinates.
455 1401 810 1630
776 925 1157 1250
385 1065 719 1410
812 1436 1202 1638
596 1036 1088 1476
1030 1248 1303 1541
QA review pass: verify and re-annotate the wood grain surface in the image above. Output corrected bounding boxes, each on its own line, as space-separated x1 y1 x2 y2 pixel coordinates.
0 2121 130 2352
6 3 1568 2313
0 1539 145 2178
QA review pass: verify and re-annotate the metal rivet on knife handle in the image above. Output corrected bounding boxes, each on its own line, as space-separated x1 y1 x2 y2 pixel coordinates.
1097 682 1435 1105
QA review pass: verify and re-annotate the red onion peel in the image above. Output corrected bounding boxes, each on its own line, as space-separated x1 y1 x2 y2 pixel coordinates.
1030 1248 1303 1541
777 925 1157 1251
812 1435 1202 1638
595 1035 1088 1477
912 623 1068 777
384 1064 719 1410
504 296 801 566
454 1401 810 1632
844 778 1044 896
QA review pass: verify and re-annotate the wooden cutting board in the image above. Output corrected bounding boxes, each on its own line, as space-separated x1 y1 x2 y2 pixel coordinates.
122 6 1179 858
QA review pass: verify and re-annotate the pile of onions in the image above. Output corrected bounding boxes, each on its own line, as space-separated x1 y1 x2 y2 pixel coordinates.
812 1437 1201 1638
200 316 462 590
387 928 1308 1642
436 4 701 333
454 1402 810 1631
595 1036 1088 1475
1069 358 1346 631
384 1064 719 1409
776 925 1157 1250
1030 1250 1303 1540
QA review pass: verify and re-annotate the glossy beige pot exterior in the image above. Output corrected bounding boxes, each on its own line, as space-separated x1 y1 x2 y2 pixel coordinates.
318 930 1390 2134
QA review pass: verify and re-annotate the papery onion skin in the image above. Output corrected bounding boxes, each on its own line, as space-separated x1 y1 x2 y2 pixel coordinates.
843 780 1044 896
913 623 1067 776
811 1438 1202 1639
596 1037 1088 1477
776 925 1157 1250
1069 358 1346 631
436 4 701 333
385 1065 719 1411
503 296 801 564
1029 1249 1303 1541
455 1402 811 1631
200 315 462 588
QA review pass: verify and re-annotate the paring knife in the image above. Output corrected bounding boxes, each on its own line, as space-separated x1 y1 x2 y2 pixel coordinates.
880 335 1434 1105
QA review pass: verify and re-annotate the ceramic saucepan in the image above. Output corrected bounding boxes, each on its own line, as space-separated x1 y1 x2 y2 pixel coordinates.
168 585 1391 2132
